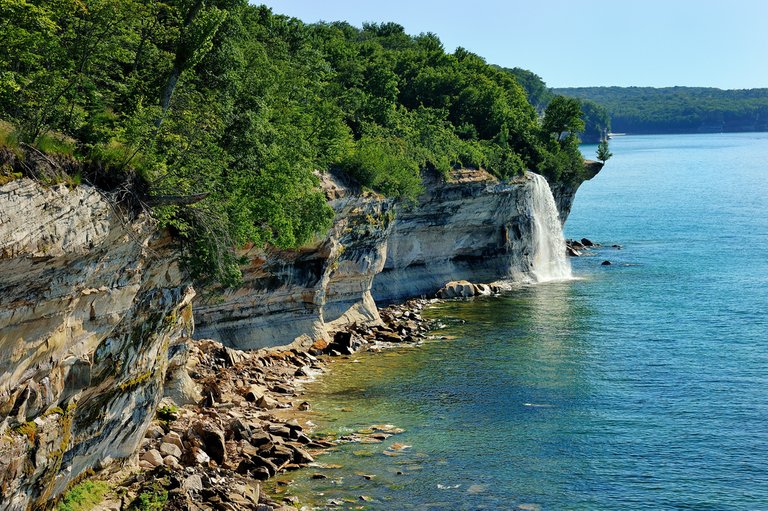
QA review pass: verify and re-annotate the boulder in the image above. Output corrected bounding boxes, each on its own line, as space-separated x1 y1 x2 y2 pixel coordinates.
309 338 329 355
164 367 203 406
375 330 401 343
566 246 582 257
473 284 492 296
248 430 272 447
288 444 314 464
243 384 268 403
162 431 184 451
222 346 248 366
191 421 227 465
145 424 165 439
252 455 279 476
601 260 612 266
255 395 278 410
436 280 476 299
182 474 204 493
250 466 271 481
581 238 594 247
188 447 210 466
141 449 164 468
160 442 183 459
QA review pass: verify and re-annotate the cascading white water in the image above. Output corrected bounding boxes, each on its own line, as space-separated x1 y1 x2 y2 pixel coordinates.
529 173 572 282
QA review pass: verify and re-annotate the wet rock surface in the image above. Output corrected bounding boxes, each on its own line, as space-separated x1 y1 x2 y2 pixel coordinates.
436 280 499 299
566 237 603 256
87 299 434 510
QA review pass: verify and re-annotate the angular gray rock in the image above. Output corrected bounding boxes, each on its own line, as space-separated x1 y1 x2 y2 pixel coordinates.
141 449 164 468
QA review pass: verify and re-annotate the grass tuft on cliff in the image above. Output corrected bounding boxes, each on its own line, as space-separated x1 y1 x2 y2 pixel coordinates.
57 480 110 511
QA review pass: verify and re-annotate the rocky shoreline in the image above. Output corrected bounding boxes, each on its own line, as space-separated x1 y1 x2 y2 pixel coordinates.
77 299 437 511
1 160 603 509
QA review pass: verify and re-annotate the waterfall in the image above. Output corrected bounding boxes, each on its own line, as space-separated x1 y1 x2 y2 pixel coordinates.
529 173 572 282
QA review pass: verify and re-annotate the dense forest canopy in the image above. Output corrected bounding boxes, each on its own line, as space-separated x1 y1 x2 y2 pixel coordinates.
503 67 610 143
554 86 768 134
0 0 593 285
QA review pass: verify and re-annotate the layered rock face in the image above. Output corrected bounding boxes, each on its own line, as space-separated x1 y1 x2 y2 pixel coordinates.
0 179 193 510
371 170 543 304
194 172 393 350
196 167 591 349
550 160 603 225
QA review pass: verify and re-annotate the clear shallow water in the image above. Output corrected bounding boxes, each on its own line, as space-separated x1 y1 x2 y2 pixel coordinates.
276 133 768 510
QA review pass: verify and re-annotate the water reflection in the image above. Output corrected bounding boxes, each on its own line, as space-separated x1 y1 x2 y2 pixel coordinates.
273 281 603 510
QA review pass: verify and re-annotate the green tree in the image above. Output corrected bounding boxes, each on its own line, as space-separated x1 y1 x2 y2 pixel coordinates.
156 0 229 128
502 67 552 112
596 139 612 163
541 95 585 145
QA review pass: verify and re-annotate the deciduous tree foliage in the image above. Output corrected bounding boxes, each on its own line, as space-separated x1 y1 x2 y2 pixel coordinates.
503 67 611 143
0 3 589 285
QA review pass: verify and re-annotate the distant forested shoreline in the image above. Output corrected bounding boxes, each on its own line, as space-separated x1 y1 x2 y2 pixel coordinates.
553 87 768 135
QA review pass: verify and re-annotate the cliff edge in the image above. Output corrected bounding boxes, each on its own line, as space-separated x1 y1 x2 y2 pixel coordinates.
0 179 193 510
0 160 598 507
194 165 596 349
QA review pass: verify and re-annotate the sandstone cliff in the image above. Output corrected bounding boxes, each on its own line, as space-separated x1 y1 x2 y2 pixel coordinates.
193 172 393 350
0 161 598 507
372 169 539 305
194 166 599 349
0 179 192 510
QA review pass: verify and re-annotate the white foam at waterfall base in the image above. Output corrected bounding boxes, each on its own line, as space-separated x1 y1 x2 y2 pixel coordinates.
529 173 572 282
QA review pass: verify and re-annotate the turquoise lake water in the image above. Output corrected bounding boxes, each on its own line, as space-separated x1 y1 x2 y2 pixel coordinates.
276 133 768 510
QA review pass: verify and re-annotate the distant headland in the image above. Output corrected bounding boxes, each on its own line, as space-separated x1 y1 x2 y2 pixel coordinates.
554 86 768 137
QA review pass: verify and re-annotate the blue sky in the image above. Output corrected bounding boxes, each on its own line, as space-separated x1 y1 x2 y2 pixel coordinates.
255 0 768 89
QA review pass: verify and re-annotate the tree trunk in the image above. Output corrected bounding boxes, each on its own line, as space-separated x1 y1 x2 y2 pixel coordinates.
156 66 180 128
154 0 205 129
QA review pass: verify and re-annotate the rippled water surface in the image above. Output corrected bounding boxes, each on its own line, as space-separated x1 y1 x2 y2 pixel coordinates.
274 133 768 510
